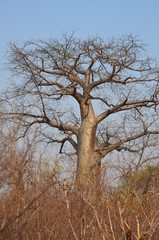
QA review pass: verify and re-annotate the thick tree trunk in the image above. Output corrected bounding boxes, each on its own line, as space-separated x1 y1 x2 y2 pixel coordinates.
76 101 101 201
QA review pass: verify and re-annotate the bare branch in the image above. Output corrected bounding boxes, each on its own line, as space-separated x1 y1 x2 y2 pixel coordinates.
98 129 159 157
95 98 159 125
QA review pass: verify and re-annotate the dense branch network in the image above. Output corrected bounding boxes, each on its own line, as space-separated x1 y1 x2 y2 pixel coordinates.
2 34 159 157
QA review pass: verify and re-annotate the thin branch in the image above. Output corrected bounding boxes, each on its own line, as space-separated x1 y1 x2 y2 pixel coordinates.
97 130 159 157
95 99 159 125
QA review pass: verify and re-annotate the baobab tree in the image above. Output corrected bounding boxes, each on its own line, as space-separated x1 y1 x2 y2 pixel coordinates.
2 34 159 198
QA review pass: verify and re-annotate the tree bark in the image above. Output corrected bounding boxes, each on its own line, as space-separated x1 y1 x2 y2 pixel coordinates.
76 100 101 201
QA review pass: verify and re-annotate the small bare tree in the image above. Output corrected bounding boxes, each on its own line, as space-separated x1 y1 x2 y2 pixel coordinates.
2 34 159 198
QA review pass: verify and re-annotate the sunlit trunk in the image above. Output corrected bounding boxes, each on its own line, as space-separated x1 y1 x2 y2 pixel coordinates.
76 100 101 201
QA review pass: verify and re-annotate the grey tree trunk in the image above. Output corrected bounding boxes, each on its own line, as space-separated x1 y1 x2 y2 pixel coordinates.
76 100 101 200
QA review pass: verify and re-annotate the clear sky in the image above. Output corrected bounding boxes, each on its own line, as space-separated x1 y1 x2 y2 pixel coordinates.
0 0 159 90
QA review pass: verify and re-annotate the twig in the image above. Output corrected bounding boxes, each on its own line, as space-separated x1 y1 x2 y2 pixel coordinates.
63 180 79 240
136 217 140 239
82 197 106 240
107 199 116 240
123 220 138 240
118 201 126 239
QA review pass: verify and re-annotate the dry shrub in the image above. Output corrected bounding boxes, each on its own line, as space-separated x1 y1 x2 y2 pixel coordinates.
0 164 158 240
0 129 158 239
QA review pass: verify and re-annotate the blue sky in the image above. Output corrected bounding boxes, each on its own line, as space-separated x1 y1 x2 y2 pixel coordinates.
0 0 159 90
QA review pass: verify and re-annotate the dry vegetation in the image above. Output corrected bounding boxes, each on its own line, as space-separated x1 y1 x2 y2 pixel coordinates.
0 128 158 240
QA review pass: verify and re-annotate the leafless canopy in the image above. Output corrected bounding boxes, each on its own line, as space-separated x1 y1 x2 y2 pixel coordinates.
1 34 159 169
